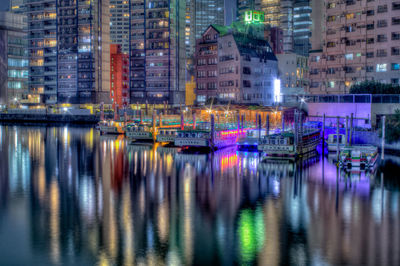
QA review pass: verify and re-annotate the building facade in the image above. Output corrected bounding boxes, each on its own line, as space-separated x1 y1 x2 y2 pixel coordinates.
129 0 186 106
110 44 129 107
276 53 308 95
196 25 278 105
0 12 28 105
9 0 26 13
309 0 400 94
238 0 312 55
110 0 129 53
26 0 110 104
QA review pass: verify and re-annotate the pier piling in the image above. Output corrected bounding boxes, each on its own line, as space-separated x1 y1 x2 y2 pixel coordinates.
350 113 353 146
345 116 349 145
336 116 340 160
382 116 386 160
266 115 270 136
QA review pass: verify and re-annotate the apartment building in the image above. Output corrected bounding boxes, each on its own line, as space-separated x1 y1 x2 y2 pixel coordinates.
129 0 186 106
0 12 28 104
195 25 278 105
309 0 400 94
26 0 110 104
276 53 308 94
110 0 129 53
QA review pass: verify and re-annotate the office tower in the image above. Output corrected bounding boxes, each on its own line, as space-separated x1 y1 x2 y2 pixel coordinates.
309 0 400 94
110 44 129 107
0 11 28 104
194 0 225 39
9 0 26 13
129 0 186 106
185 0 196 56
110 0 130 53
195 25 278 105
238 0 312 55
26 0 110 104
293 0 311 56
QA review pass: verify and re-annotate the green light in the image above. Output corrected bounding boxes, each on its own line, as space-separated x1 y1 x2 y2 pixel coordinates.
244 10 265 24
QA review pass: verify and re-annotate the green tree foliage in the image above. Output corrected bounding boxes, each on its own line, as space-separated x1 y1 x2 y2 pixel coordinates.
383 110 400 144
350 81 400 94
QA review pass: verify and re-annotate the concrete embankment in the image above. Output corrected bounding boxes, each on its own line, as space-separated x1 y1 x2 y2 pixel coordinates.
0 113 99 125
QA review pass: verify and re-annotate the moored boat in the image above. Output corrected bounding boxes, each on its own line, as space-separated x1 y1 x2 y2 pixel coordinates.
98 120 125 135
339 145 378 169
156 128 178 143
258 128 321 158
326 134 346 152
237 129 267 151
125 123 155 143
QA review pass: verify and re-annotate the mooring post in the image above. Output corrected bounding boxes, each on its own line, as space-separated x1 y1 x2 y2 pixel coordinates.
382 116 386 160
294 110 298 147
114 103 119 121
159 113 163 127
210 114 215 150
336 116 340 160
258 114 262 140
282 113 285 132
241 114 245 130
322 113 326 149
237 113 240 132
100 102 104 121
152 110 156 142
193 112 196 130
180 111 184 130
140 109 143 124
350 113 354 146
266 114 270 136
345 115 349 145
124 106 127 124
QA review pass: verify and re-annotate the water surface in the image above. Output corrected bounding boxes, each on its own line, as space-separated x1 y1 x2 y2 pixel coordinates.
0 126 399 265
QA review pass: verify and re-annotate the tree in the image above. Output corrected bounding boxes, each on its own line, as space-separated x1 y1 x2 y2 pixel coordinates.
349 81 400 94
382 109 400 144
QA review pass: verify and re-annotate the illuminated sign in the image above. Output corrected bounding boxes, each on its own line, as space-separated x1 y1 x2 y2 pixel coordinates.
244 10 265 24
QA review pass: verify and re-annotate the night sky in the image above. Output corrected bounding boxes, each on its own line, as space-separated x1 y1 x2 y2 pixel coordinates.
1 0 9 11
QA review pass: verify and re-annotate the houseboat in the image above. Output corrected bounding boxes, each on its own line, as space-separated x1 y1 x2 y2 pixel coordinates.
326 134 347 152
156 128 178 144
174 122 244 150
339 145 378 169
237 129 267 151
258 128 321 158
98 120 125 135
125 123 155 143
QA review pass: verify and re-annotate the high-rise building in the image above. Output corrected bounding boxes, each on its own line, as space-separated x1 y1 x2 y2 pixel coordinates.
185 0 196 57
238 0 312 55
110 44 129 107
293 0 311 56
309 0 400 94
58 0 110 104
9 0 26 13
26 0 57 104
0 11 28 104
129 0 186 106
110 0 129 53
195 0 225 40
26 0 110 104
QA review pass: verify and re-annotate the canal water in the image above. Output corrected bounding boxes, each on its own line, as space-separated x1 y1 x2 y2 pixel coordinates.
0 126 399 266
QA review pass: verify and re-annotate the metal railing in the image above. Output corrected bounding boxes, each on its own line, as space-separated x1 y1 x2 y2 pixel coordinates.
282 94 400 104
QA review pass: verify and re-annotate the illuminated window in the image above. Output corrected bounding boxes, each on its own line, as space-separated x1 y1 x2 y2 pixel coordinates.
376 64 387 72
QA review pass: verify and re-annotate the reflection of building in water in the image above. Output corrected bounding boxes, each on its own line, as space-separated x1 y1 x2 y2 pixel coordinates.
1 126 399 266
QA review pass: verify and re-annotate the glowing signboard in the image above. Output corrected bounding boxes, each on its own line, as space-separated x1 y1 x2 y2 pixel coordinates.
244 10 265 24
